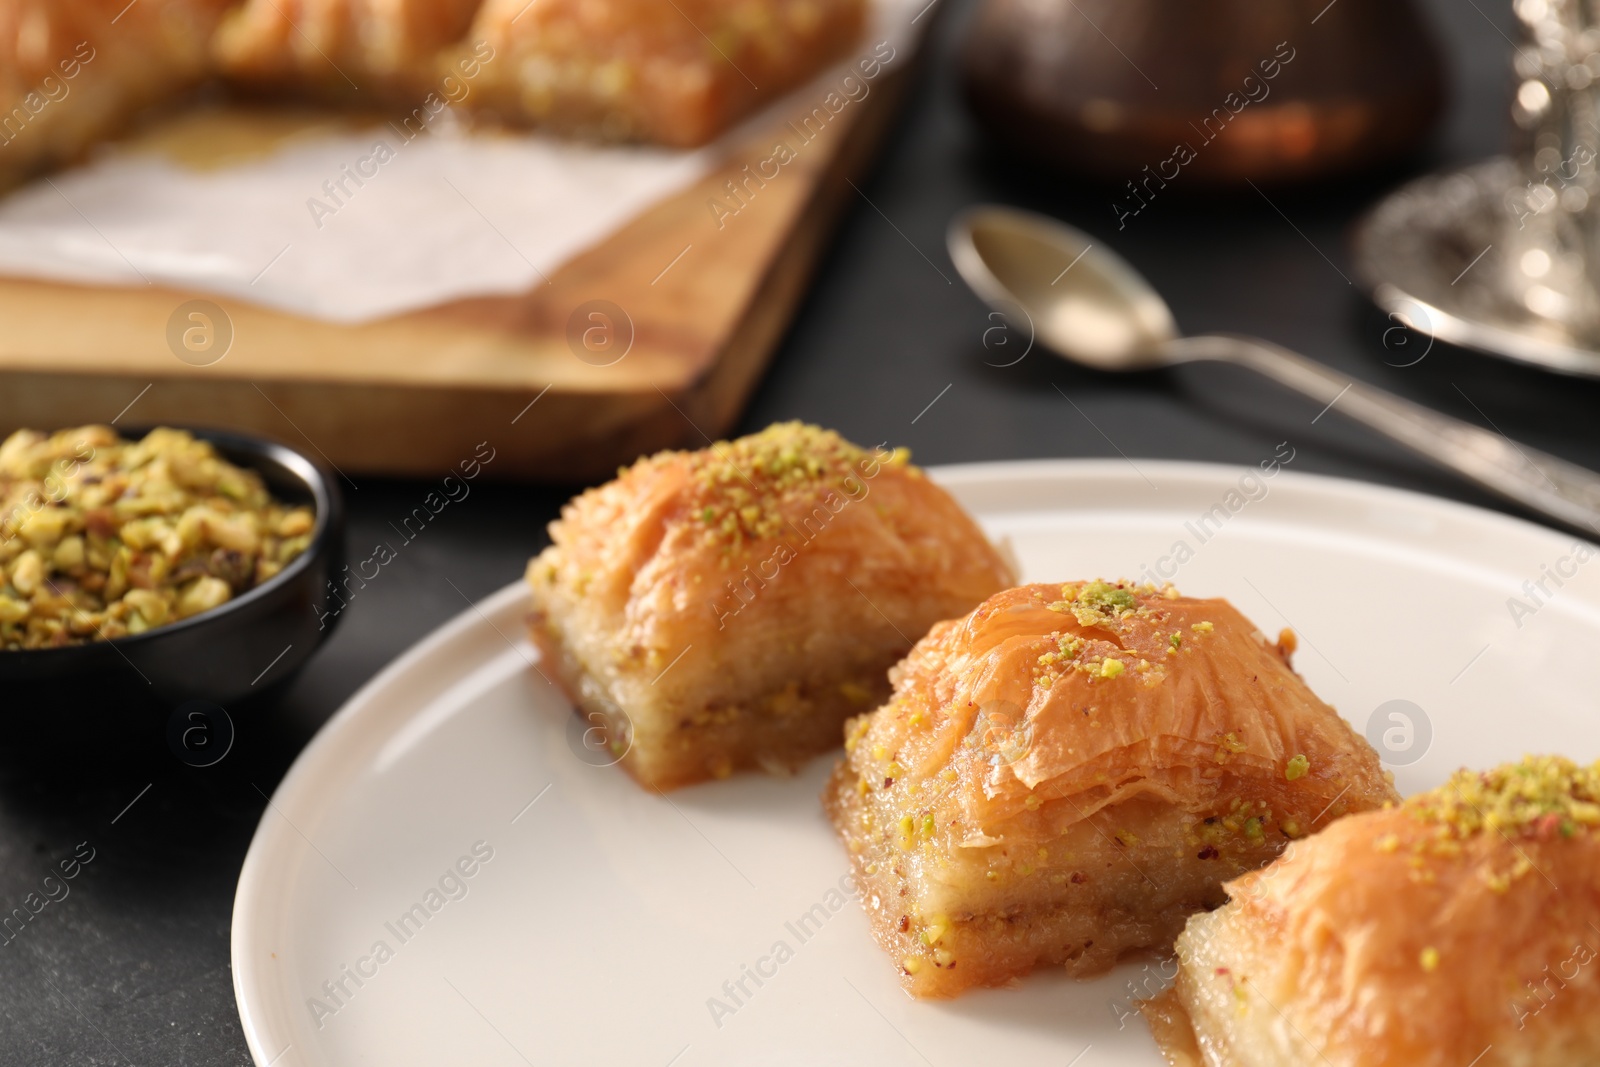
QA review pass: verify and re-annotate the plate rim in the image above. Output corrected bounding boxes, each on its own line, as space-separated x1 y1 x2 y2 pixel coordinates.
229 457 1583 1065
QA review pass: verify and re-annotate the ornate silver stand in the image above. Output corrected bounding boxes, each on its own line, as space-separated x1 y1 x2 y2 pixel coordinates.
1354 0 1600 377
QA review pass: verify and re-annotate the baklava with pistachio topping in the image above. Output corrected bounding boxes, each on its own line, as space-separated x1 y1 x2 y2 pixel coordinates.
462 0 867 146
213 0 485 101
824 581 1397 997
0 0 231 193
1148 756 1600 1067
525 422 1013 791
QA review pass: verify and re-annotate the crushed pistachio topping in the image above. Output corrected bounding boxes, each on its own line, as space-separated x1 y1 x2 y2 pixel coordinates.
0 426 314 649
1285 754 1310 781
659 422 905 551
1044 578 1167 626
1405 756 1600 841
1193 798 1276 844
1080 580 1137 612
843 715 872 752
1035 634 1084 672
1032 581 1188 689
1034 641 1134 687
1069 579 1138 629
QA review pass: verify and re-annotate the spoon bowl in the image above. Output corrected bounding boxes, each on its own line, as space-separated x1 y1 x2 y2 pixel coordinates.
949 205 1178 369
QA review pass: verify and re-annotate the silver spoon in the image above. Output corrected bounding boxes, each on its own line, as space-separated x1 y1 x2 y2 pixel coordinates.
948 204 1600 535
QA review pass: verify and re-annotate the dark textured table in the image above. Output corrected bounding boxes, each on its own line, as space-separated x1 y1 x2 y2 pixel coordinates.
4 0 1594 1063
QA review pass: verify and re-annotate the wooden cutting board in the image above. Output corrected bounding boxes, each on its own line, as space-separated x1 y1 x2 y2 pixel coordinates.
0 64 912 482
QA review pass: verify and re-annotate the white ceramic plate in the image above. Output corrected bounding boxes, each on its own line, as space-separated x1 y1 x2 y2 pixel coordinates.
232 460 1600 1067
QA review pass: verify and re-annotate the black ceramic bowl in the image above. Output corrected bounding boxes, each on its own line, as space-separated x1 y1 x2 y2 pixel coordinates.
0 426 345 721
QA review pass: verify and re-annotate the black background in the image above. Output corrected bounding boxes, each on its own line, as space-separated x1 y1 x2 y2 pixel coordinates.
2 0 1592 1063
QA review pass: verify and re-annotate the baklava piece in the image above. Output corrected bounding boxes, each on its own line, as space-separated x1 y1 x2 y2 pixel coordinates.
0 0 231 190
1154 756 1600 1067
824 582 1397 997
213 0 484 101
461 0 866 146
525 423 1014 792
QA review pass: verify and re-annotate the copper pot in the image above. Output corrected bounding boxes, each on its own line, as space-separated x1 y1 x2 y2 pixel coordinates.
960 0 1447 186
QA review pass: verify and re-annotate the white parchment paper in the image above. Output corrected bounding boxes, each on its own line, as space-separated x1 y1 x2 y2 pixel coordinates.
0 0 919 324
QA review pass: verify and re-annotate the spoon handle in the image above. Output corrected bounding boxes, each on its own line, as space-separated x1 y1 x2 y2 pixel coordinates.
1168 334 1600 536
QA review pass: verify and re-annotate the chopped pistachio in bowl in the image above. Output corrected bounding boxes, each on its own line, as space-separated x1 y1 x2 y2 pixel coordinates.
0 425 316 650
